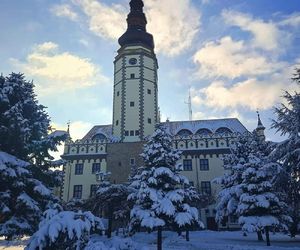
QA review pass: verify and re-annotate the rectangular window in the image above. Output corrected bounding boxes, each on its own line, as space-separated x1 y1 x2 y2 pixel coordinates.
130 158 135 166
201 181 211 195
125 131 129 136
148 118 152 124
90 184 98 197
117 91 120 96
130 101 135 107
116 120 119 126
92 163 101 174
183 159 192 171
130 130 134 136
130 73 135 79
147 89 151 94
73 185 82 199
200 159 209 171
75 163 83 175
135 130 140 136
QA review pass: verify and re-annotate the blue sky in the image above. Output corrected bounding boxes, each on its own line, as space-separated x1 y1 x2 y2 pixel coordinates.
1 0 300 142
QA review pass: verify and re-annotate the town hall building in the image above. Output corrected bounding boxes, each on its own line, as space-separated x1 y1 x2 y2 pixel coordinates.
61 0 265 229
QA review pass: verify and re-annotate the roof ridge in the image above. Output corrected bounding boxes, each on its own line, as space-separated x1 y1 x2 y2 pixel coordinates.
162 118 238 123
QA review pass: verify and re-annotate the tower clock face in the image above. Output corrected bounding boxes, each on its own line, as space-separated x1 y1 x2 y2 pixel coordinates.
129 58 137 65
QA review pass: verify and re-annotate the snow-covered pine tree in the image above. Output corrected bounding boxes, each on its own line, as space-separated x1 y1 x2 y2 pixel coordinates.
25 210 104 250
0 152 53 239
214 134 252 225
0 73 67 189
271 68 300 237
129 124 202 250
0 73 67 239
237 141 291 246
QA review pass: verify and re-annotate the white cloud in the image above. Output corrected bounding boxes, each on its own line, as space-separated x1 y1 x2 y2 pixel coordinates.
193 36 283 79
11 42 108 95
35 41 59 53
145 0 201 56
192 65 297 111
51 4 78 21
53 0 201 56
71 0 127 40
280 12 300 27
222 10 282 51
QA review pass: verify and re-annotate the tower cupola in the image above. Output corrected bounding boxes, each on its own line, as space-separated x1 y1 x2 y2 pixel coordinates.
255 111 266 141
118 0 154 49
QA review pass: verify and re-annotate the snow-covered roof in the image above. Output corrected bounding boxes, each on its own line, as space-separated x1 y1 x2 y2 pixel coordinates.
162 118 248 135
82 125 113 141
80 118 248 141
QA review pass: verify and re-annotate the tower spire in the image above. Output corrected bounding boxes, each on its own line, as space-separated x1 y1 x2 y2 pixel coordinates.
128 0 146 29
118 0 154 49
256 110 265 129
255 110 265 141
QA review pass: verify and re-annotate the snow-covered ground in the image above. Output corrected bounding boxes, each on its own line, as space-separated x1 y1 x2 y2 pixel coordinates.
0 237 28 250
1 231 300 250
130 230 300 250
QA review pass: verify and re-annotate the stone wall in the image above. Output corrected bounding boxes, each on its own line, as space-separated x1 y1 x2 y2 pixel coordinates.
106 141 145 184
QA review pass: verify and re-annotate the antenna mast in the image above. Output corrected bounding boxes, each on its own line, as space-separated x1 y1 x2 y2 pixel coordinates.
185 88 193 121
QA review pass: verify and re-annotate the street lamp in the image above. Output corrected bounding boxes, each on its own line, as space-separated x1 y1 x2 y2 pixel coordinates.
96 171 111 183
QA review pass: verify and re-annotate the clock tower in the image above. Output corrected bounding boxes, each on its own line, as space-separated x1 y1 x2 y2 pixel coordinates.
112 0 158 142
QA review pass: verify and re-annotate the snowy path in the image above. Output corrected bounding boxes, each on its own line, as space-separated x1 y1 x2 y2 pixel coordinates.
1 231 300 250
132 231 300 250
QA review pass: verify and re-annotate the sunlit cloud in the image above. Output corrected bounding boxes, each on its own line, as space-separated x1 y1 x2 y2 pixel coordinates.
145 0 201 56
193 36 284 79
52 0 201 56
71 0 126 40
51 4 79 21
10 42 109 95
191 64 298 111
222 9 285 51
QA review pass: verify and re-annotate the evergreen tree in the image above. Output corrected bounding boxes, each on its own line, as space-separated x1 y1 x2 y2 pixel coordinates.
237 148 291 246
0 73 67 238
215 133 285 242
129 124 202 250
25 210 104 250
0 152 53 239
0 73 67 188
271 68 300 237
214 134 252 225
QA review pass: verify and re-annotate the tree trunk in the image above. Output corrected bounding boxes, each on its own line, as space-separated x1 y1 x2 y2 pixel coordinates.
157 227 162 250
265 226 270 246
186 230 190 241
257 231 263 241
107 211 113 238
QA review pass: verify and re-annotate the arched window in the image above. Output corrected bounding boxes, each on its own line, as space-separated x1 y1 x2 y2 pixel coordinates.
177 129 193 137
215 127 232 134
92 133 107 141
196 128 212 136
